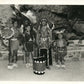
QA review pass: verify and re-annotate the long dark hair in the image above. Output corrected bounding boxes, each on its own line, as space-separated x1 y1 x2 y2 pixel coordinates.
25 24 33 32
12 18 21 28
25 24 36 39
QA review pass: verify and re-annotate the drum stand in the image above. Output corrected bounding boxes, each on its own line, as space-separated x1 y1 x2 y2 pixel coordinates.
39 48 49 67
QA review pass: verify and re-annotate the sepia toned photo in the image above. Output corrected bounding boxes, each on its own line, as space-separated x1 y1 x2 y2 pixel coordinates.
0 5 84 81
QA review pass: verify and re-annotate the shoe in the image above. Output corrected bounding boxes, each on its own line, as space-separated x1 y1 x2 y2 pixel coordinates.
8 64 14 70
26 63 30 68
29 63 33 67
61 64 66 68
46 66 51 69
56 64 60 68
13 63 18 68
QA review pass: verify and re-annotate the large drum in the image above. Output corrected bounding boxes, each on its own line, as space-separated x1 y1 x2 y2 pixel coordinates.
33 57 46 75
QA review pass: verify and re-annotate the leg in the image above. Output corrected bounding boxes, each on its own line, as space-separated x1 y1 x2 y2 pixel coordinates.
44 49 48 67
23 45 26 63
10 49 14 64
29 52 33 66
60 54 66 68
13 50 18 63
46 49 51 69
55 53 60 68
8 39 11 63
60 56 64 65
25 51 31 68
25 51 30 64
8 48 14 69
55 53 59 65
49 47 52 66
13 50 18 68
60 50 66 65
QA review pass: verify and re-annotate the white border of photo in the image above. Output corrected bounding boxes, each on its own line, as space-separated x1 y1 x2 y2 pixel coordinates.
0 0 84 84
0 0 84 5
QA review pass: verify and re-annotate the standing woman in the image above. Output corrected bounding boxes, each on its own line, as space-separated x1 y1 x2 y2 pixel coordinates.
24 24 37 68
8 20 20 69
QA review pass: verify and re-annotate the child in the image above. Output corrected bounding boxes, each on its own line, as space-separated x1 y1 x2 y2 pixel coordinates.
8 20 20 69
24 24 36 68
54 33 67 68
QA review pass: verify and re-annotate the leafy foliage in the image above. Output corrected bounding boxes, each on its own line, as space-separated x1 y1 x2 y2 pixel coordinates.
10 5 84 39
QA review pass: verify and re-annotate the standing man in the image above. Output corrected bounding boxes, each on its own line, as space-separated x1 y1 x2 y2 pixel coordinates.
37 19 52 69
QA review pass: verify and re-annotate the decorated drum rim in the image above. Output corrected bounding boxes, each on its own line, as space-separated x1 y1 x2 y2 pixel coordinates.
34 60 46 63
33 70 45 74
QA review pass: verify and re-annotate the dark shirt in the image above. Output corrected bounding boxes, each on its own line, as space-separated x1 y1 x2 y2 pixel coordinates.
24 31 36 52
24 30 36 43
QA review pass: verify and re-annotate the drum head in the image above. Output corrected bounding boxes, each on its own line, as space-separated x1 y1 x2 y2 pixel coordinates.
34 71 45 75
33 57 46 61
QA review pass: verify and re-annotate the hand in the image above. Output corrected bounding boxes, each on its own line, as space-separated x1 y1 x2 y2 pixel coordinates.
24 45 27 51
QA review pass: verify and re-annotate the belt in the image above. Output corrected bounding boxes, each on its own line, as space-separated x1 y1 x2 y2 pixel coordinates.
25 41 33 43
11 38 17 41
57 46 66 48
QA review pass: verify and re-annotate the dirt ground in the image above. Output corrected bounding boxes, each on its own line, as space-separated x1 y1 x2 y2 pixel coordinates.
0 59 84 81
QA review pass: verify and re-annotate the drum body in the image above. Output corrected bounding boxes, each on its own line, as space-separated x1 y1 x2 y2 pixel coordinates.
39 48 49 67
33 57 46 75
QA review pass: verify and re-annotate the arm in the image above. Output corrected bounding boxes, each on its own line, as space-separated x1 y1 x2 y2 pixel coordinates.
23 34 27 51
3 28 14 39
47 27 52 45
32 29 38 47
19 25 24 34
63 39 67 47
36 26 41 46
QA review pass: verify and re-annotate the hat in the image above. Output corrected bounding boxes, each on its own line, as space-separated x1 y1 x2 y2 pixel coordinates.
21 10 37 24
12 5 37 24
41 18 47 21
41 18 47 22
53 27 65 34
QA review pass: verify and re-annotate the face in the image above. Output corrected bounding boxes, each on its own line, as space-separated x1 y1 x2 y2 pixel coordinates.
25 20 28 26
58 33 63 39
26 26 31 32
7 20 13 28
41 20 47 26
14 21 18 28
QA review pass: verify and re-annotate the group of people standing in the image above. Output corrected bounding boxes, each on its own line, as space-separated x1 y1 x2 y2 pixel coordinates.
7 19 37 69
6 18 67 70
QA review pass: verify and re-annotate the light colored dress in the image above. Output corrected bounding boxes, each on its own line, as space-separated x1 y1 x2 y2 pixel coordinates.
10 28 20 50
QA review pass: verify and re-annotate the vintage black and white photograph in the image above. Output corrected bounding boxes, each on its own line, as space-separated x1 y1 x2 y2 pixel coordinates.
0 5 84 81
